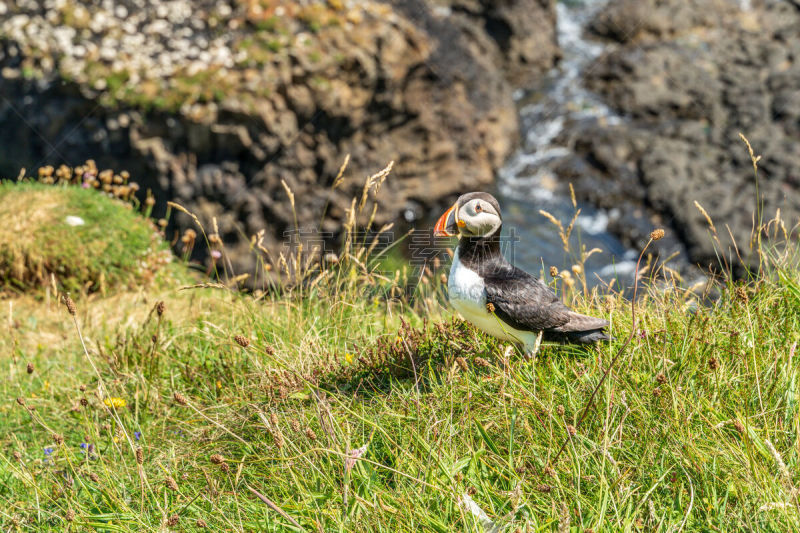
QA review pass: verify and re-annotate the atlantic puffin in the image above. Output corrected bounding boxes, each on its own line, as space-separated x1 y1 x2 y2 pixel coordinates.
434 192 610 356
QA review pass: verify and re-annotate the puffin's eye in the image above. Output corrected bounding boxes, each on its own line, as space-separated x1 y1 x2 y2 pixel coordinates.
475 203 482 212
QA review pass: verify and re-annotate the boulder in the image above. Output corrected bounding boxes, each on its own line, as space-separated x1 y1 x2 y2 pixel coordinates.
566 0 800 271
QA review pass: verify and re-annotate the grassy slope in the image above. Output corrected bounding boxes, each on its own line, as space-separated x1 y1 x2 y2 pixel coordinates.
1 244 799 531
0 182 169 294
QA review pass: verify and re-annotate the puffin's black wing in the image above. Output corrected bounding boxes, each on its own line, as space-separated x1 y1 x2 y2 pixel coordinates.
483 264 609 342
483 264 572 331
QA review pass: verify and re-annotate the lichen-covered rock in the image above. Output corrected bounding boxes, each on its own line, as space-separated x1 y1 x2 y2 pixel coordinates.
0 0 558 279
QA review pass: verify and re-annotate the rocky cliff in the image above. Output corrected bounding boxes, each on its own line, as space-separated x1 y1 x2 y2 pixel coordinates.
561 0 800 271
0 0 558 278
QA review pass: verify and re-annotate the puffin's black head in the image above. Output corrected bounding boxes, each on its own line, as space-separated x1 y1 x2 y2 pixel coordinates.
434 192 502 238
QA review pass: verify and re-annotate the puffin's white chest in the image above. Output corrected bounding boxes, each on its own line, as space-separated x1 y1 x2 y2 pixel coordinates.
447 249 538 347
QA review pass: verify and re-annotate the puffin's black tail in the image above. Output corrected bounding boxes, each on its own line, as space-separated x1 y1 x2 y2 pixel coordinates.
545 312 611 344
544 328 611 344
567 329 611 344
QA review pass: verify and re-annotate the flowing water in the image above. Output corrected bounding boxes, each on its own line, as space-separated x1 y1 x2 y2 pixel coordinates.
493 0 638 286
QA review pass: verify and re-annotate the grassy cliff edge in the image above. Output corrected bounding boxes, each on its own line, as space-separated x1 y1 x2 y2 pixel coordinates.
1 179 799 531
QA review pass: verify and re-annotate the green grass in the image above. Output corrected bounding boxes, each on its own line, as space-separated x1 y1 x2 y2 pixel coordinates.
1 158 800 530
1 231 799 530
0 182 171 295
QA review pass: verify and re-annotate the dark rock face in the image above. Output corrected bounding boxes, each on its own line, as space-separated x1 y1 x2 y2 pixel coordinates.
588 0 740 44
0 0 558 279
429 0 560 86
568 0 800 271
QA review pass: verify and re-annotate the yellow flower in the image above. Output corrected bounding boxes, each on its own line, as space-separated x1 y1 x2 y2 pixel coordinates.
216 380 222 390
103 397 127 409
395 336 402 344
345 352 354 364
43 380 50 390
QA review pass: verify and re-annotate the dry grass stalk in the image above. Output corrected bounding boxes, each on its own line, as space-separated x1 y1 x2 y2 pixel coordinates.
247 485 305 530
365 202 379 232
764 439 792 490
280 180 295 211
332 154 351 189
539 208 580 252
359 161 394 211
176 403 247 448
558 503 570 533
281 179 300 236
764 209 788 242
694 202 717 235
539 210 563 234
167 201 202 229
366 223 394 257
226 273 250 287
178 282 228 291
738 132 761 174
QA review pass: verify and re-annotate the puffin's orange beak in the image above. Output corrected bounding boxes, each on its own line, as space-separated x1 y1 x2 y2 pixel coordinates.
434 203 459 237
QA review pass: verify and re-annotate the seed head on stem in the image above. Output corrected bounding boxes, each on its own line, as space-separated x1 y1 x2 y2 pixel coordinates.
62 295 77 316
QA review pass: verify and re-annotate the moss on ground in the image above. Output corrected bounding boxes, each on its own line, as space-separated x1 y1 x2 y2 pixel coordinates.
0 182 171 295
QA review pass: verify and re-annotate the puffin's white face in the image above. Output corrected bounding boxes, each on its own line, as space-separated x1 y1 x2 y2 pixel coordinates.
434 193 503 239
456 198 501 237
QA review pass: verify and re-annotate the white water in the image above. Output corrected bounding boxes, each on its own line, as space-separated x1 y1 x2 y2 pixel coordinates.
495 0 639 287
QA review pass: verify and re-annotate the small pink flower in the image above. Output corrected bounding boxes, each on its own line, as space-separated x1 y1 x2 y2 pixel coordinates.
345 444 368 474
211 250 222 260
